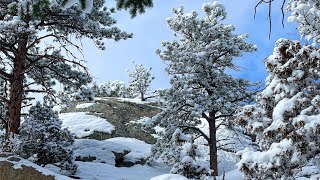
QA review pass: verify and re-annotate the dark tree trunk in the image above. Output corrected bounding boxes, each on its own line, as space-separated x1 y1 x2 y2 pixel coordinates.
7 37 28 136
208 111 218 177
141 92 145 101
8 64 24 134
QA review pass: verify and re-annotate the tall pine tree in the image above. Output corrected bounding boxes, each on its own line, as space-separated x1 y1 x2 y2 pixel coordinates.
151 2 257 177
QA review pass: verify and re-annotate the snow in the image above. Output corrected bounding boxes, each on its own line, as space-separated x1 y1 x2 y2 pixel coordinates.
0 155 72 180
75 102 95 109
96 96 159 105
59 112 114 138
296 165 320 180
216 169 243 180
76 162 169 180
71 137 170 180
74 139 131 165
272 93 301 121
116 97 150 104
52 105 66 113
105 137 151 162
150 174 188 180
153 169 244 180
62 0 93 13
237 139 294 170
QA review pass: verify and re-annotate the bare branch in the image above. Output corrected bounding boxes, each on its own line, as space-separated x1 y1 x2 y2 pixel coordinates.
202 112 210 122
0 69 11 81
24 89 48 93
217 146 236 153
254 0 289 39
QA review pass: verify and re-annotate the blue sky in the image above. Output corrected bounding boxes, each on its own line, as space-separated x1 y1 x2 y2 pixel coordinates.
81 0 301 89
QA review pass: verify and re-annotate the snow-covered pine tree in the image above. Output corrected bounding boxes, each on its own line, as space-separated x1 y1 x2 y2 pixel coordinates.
96 80 133 98
17 102 77 174
151 2 257 177
287 0 320 45
170 155 211 179
0 0 136 143
127 61 154 101
69 85 95 102
236 39 320 179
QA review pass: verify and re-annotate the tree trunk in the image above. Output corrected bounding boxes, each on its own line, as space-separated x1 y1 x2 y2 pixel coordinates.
8 65 24 134
7 37 28 136
4 57 24 151
141 92 145 101
208 111 218 177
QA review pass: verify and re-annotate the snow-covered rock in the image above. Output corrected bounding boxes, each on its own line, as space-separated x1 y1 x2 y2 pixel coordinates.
73 139 131 165
150 174 188 180
75 102 95 109
60 112 114 138
105 137 151 164
75 162 169 180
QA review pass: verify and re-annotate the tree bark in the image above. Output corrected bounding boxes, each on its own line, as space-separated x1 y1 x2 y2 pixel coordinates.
141 92 145 101
208 111 218 177
8 36 28 135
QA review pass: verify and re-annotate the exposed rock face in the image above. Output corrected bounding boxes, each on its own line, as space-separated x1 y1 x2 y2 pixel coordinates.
63 97 161 143
113 150 131 167
75 156 97 162
120 158 147 167
0 154 55 180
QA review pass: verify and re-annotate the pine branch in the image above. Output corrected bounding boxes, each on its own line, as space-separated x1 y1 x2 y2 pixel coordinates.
178 125 210 143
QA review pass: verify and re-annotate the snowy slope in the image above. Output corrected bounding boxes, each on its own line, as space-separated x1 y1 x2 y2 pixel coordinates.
76 162 169 180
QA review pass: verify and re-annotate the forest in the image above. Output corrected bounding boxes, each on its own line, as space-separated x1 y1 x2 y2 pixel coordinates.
0 0 319 180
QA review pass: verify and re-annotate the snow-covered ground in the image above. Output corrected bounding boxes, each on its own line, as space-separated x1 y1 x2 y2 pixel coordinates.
105 137 152 163
60 112 114 138
74 139 131 165
76 102 95 109
76 162 169 180
150 174 188 180
73 137 170 180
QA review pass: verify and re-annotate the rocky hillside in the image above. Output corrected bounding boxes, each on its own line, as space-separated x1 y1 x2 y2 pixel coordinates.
61 97 162 144
0 97 166 180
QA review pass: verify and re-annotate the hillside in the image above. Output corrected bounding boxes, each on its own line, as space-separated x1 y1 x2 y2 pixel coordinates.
57 97 245 179
0 97 247 180
58 97 170 179
61 97 161 143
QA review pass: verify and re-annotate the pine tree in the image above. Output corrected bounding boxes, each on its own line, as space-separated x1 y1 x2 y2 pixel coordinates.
95 80 133 98
287 0 320 45
17 102 77 174
69 85 95 102
0 0 136 147
236 39 320 179
116 0 153 18
151 2 257 177
127 61 154 101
